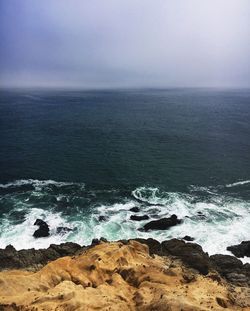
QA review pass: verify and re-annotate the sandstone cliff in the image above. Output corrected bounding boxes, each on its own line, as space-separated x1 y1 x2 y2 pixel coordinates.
0 240 249 310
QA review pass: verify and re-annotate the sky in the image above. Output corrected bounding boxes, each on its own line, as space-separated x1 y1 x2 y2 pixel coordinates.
0 0 250 88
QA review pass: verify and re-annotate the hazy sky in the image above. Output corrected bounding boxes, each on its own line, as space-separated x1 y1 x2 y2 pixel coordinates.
0 0 249 88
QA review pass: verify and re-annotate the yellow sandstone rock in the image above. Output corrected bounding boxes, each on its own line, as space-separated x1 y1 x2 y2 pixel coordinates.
0 240 249 310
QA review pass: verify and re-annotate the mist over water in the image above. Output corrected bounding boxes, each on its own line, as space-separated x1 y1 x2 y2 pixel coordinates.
0 88 250 261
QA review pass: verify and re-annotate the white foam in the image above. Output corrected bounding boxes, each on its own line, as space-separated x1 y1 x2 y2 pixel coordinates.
0 208 72 250
0 183 249 263
0 179 85 190
226 180 250 188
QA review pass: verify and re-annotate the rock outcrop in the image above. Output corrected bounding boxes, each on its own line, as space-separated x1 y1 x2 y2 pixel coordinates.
130 215 149 221
0 242 83 270
227 241 250 258
142 214 182 231
33 219 50 238
0 240 250 311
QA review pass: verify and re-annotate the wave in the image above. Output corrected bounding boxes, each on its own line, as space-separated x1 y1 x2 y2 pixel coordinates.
225 180 250 188
0 179 84 189
0 181 249 262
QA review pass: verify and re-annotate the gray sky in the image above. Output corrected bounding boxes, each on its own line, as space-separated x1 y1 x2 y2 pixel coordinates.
0 0 249 88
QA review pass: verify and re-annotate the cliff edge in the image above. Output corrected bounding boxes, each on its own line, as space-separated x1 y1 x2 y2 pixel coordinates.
0 240 249 310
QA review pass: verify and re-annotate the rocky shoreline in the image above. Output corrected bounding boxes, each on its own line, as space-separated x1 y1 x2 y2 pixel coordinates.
0 238 249 310
0 238 250 286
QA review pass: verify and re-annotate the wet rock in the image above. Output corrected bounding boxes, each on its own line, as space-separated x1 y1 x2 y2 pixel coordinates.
129 207 140 213
56 227 73 234
142 215 181 231
182 235 194 241
227 241 250 258
130 215 149 221
91 237 108 246
98 215 108 222
161 239 210 275
0 242 83 271
33 219 50 238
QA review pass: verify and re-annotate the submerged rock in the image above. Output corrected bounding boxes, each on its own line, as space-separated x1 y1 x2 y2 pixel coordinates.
56 226 73 234
227 241 250 258
98 215 108 222
142 214 181 231
129 206 140 213
33 219 50 238
130 215 149 221
182 235 194 241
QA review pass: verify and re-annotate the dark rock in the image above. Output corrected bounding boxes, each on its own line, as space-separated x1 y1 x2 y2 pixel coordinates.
91 238 100 246
56 227 73 234
33 219 50 238
142 215 181 231
129 207 140 213
98 215 108 222
133 238 161 255
182 235 194 241
34 219 47 227
161 239 210 275
210 254 250 286
0 242 83 271
210 254 243 275
227 241 250 258
49 242 81 256
130 215 149 221
91 237 108 246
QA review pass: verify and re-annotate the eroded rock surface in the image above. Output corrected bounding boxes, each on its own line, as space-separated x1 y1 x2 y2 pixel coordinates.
0 240 250 311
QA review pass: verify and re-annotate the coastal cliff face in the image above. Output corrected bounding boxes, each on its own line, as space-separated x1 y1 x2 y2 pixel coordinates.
0 240 249 311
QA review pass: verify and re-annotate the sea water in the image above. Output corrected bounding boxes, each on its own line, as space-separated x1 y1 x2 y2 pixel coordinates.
0 88 249 261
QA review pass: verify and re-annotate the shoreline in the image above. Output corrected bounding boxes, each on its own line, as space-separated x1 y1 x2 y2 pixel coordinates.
0 237 249 286
0 238 249 310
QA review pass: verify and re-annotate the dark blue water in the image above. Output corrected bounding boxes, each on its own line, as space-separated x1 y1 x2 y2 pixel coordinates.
0 88 249 254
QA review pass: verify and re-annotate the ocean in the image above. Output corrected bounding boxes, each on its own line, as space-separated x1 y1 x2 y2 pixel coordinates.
0 88 250 259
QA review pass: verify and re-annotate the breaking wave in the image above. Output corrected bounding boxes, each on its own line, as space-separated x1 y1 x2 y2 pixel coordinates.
0 179 249 262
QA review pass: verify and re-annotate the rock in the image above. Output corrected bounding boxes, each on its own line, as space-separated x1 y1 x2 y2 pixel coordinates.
182 235 194 241
56 227 73 234
227 241 250 258
0 242 83 271
98 215 108 222
129 207 140 213
210 254 243 275
161 239 210 275
91 237 108 246
33 219 50 238
142 215 181 231
210 254 250 286
133 238 161 255
130 215 149 221
1 240 248 310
